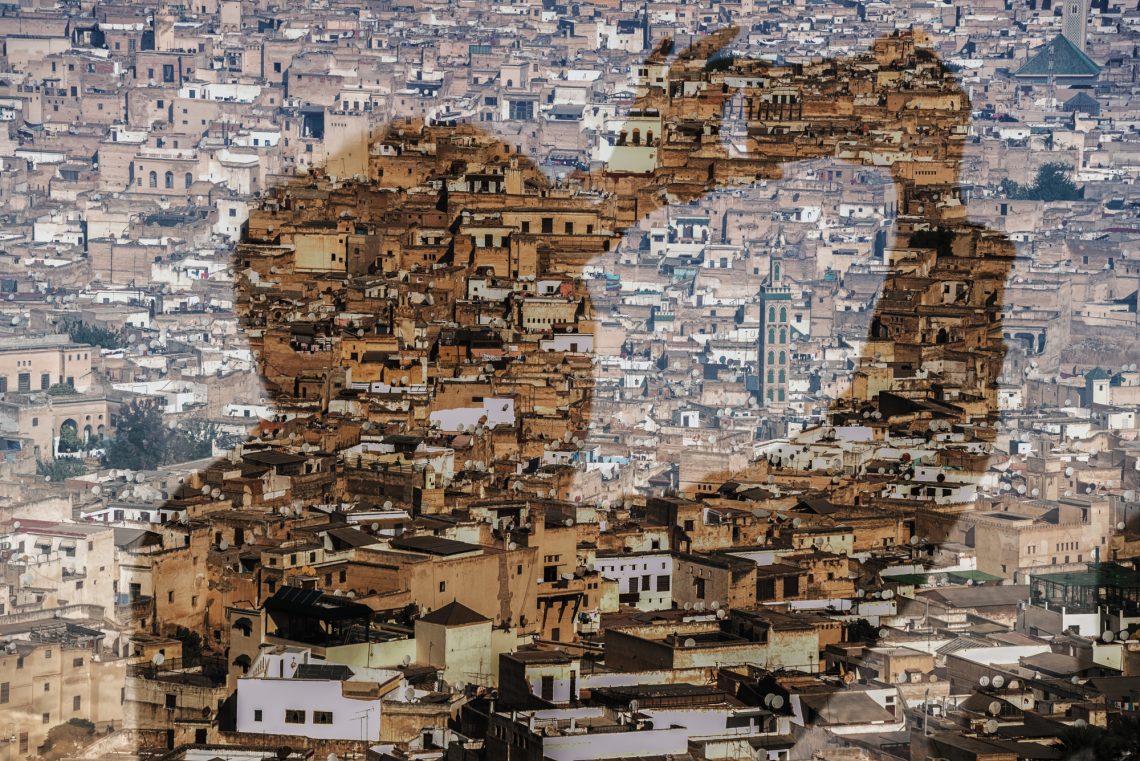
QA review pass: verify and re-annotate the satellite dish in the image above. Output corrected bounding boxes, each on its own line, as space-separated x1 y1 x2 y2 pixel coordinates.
402 654 411 666
992 675 1005 688
629 699 640 713
877 629 888 638
404 686 415 701
882 589 895 600
983 719 999 734
219 539 229 551
987 701 1002 717
1101 630 1115 643
683 602 692 611
1071 675 1081 684
715 609 727 619
763 693 775 707
683 638 696 648
770 695 784 710
328 754 338 761
979 676 990 688
371 522 380 531
152 652 165 666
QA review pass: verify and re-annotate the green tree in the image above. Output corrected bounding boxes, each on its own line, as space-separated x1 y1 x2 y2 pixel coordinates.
167 419 220 463
999 162 1082 202
173 626 203 663
845 618 880 643
37 458 88 482
103 403 222 469
64 320 123 350
1032 162 1082 201
102 402 168 470
57 422 84 454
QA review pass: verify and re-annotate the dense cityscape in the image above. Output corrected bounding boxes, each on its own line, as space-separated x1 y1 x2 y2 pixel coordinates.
1 1 1140 760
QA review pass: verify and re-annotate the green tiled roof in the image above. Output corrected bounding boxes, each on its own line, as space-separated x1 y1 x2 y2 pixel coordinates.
1014 35 1101 79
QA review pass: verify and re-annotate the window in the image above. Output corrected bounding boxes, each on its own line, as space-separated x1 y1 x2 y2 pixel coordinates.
43 713 51 724
148 171 157 188
185 172 193 188
0 682 8 703
18 373 30 392
73 657 84 667
162 64 175 83
253 709 263 722
73 695 81 711
285 709 305 724
41 373 50 389
0 376 6 392
19 733 27 753
164 171 174 189
656 574 670 592
313 711 333 724
165 693 176 709
44 649 52 660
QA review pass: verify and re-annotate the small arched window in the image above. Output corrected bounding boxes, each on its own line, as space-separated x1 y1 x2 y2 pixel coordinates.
164 171 174 189
148 171 157 188
767 370 774 383
778 369 786 383
768 307 776 322
779 329 786 343
768 328 775 343
767 351 774 364
184 172 193 188
779 307 787 322
779 351 786 364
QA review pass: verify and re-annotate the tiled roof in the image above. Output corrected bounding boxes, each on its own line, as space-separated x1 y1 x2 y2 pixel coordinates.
1014 35 1100 79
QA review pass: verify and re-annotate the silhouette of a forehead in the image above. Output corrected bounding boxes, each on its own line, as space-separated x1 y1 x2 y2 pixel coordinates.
239 30 997 425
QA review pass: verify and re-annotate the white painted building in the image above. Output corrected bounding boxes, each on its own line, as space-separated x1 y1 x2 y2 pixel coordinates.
595 552 673 610
236 648 408 741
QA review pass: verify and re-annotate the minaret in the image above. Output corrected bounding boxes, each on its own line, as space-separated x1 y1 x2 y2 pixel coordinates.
759 238 792 408
642 0 650 52
1062 0 1091 52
